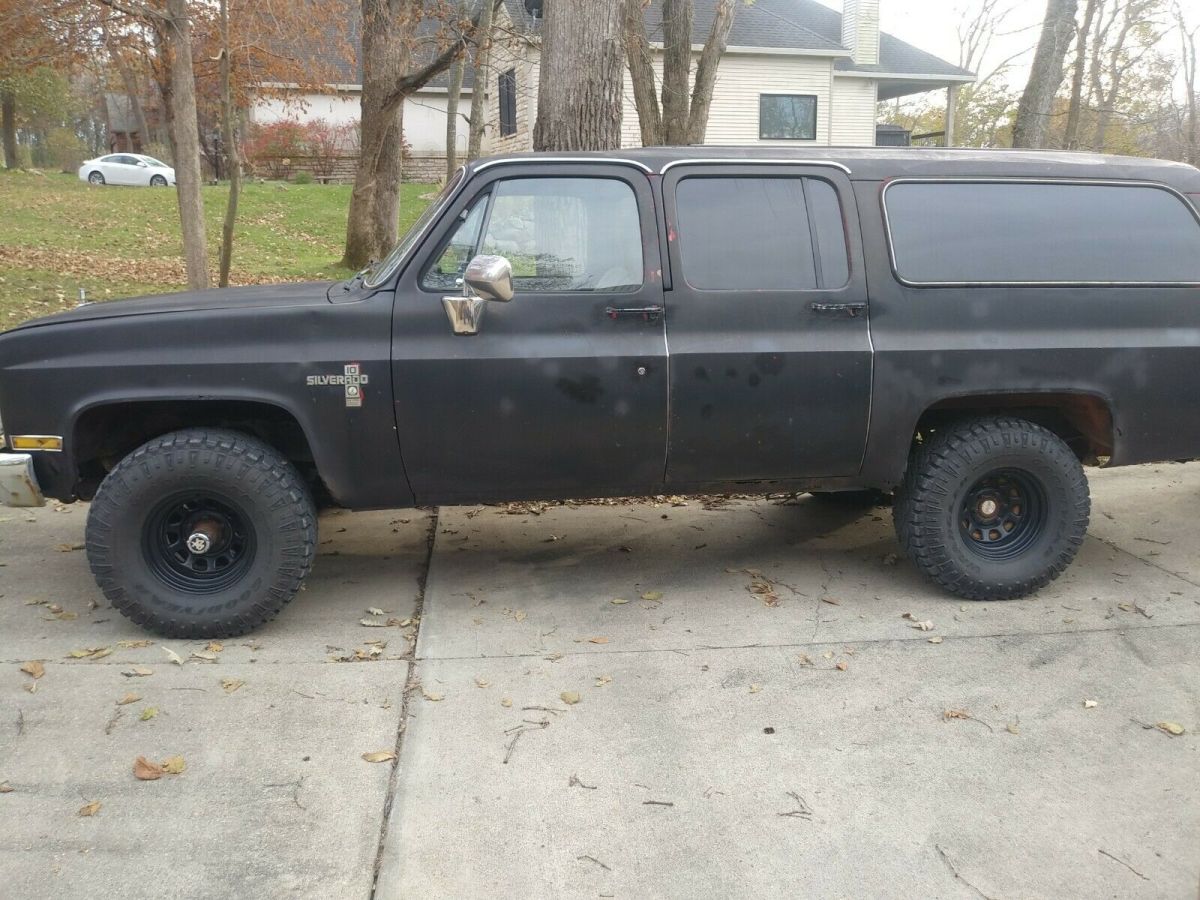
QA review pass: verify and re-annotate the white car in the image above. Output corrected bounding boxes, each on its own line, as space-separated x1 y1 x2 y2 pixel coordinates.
78 153 176 187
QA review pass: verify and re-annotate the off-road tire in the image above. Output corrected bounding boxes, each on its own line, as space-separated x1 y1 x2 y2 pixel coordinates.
85 429 317 638
893 416 1089 601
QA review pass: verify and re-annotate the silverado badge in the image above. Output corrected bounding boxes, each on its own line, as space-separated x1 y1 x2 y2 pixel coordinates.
307 364 368 408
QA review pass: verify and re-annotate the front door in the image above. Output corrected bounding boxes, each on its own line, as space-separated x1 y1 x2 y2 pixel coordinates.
391 164 668 503
661 163 874 487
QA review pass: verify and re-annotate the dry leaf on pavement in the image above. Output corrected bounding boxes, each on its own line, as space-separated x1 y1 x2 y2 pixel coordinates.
140 707 158 721
133 757 163 781
205 642 223 653
20 661 44 680
641 591 663 602
220 678 245 694
611 598 630 605
561 691 581 705
0 783 12 793
835 661 848 671
943 709 971 721
162 647 184 666
588 637 609 644
749 683 762 693
161 756 186 775
68 647 111 660
116 693 141 706
1156 721 1185 736
362 751 396 763
117 639 153 649
1083 699 1098 709
422 690 445 702
474 677 490 688
123 666 153 677
594 675 612 687
928 636 944 644
501 697 513 708
78 800 102 817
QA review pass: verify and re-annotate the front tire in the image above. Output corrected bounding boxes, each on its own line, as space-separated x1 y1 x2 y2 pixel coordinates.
85 429 317 638
894 416 1089 601
88 171 105 185
149 174 167 187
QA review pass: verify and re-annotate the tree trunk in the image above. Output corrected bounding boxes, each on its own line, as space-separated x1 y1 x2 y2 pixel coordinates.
1181 15 1198 165
1 89 16 169
466 0 494 161
370 105 404 256
218 0 240 288
623 0 662 145
533 0 624 151
445 54 464 179
164 0 209 290
660 0 693 144
1012 0 1078 148
1062 0 1097 149
683 0 734 145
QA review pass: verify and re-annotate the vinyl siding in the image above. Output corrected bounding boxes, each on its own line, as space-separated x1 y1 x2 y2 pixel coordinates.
830 76 877 146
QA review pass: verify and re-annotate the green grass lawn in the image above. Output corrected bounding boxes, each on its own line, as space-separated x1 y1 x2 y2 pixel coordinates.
0 170 436 329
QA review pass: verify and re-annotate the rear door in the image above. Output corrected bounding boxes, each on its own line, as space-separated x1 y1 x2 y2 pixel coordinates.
661 163 873 486
391 163 669 503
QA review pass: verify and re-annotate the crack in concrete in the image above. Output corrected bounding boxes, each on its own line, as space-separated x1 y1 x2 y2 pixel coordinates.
1087 531 1200 591
368 506 438 899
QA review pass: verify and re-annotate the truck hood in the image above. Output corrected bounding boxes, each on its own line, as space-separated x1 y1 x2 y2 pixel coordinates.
4 282 334 332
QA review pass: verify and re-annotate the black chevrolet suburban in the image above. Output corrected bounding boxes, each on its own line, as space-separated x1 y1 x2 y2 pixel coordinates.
3 147 1200 638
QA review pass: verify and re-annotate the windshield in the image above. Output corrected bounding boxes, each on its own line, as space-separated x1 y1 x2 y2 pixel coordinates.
142 157 167 168
364 168 465 288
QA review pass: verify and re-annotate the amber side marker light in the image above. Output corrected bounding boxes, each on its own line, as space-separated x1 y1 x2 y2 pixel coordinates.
9 436 63 452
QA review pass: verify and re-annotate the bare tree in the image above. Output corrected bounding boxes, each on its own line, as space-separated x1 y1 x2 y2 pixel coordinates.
533 0 624 151
465 0 494 161
623 0 736 145
217 0 240 287
1175 2 1196 163
1088 0 1166 151
1013 0 1078 147
1063 0 1099 147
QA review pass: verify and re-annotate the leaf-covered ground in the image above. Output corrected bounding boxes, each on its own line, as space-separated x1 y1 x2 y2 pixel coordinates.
0 170 435 329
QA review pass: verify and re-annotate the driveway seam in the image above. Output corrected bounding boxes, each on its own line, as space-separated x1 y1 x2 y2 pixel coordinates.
368 506 439 900
414 619 1200 662
1087 531 1200 590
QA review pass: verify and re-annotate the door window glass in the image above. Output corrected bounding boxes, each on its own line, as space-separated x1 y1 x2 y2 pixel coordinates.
674 176 849 291
421 194 489 291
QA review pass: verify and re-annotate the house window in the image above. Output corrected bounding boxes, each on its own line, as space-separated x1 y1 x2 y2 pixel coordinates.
498 68 517 137
759 94 817 141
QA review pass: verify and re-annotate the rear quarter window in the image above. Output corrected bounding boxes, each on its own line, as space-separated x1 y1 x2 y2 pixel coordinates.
884 180 1200 285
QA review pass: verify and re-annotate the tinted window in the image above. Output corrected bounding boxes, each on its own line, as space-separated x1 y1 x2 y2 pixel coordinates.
886 181 1200 284
428 177 643 293
760 95 817 141
674 176 849 291
499 69 517 137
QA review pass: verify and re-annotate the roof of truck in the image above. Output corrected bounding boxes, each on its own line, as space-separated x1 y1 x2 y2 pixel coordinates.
468 147 1200 190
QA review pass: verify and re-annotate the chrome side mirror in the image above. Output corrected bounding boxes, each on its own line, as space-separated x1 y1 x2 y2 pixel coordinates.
442 254 513 336
464 254 513 302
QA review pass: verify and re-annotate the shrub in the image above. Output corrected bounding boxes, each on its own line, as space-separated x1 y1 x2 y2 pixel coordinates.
46 127 85 173
292 171 313 185
304 118 352 182
244 119 308 180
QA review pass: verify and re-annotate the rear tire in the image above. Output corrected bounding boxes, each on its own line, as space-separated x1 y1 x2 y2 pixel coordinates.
88 171 105 185
85 429 317 638
893 416 1089 601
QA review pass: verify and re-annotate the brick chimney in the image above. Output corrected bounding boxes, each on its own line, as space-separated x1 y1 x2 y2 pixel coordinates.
842 0 880 66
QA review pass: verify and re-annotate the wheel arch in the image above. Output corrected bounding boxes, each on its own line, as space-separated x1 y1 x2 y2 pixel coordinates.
69 398 331 504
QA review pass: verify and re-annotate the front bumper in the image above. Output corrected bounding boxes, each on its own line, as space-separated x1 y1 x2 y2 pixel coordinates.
0 453 46 507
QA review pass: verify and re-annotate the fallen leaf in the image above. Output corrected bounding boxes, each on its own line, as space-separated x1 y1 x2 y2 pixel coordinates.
911 620 934 632
189 651 217 663
1006 723 1021 735
641 591 663 602
927 636 944 644
561 690 581 705
117 639 153 649
160 756 186 775
749 683 762 694
588 637 610 645
822 651 834 660
366 607 386 617
594 675 612 687
422 690 445 702
796 654 813 667
513 610 527 623
56 542 84 552
133 757 163 781
821 597 841 606
835 661 848 671
1156 721 1185 736
943 709 971 721
78 800 102 817
68 647 110 660
116 692 141 706
205 641 223 653
474 677 490 688
359 617 390 628
123 666 153 677
0 783 12 793
362 750 396 763
220 678 245 694
501 697 513 708
162 647 183 666
20 661 44 680
1083 699 1098 709
610 598 630 605
140 707 158 721
882 553 899 566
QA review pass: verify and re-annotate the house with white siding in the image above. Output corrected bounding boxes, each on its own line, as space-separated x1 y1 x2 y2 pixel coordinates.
248 0 974 179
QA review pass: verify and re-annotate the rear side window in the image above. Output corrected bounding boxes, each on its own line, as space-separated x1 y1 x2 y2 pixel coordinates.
674 176 849 291
885 180 1200 285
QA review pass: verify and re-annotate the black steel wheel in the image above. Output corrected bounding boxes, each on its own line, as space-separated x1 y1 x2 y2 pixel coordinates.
894 416 1090 601
86 429 317 638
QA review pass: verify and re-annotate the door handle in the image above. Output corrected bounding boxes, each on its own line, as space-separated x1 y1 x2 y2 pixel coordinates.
811 302 867 318
606 305 663 322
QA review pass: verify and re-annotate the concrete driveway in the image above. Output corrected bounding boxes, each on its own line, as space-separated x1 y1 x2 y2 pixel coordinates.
1 465 1197 898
